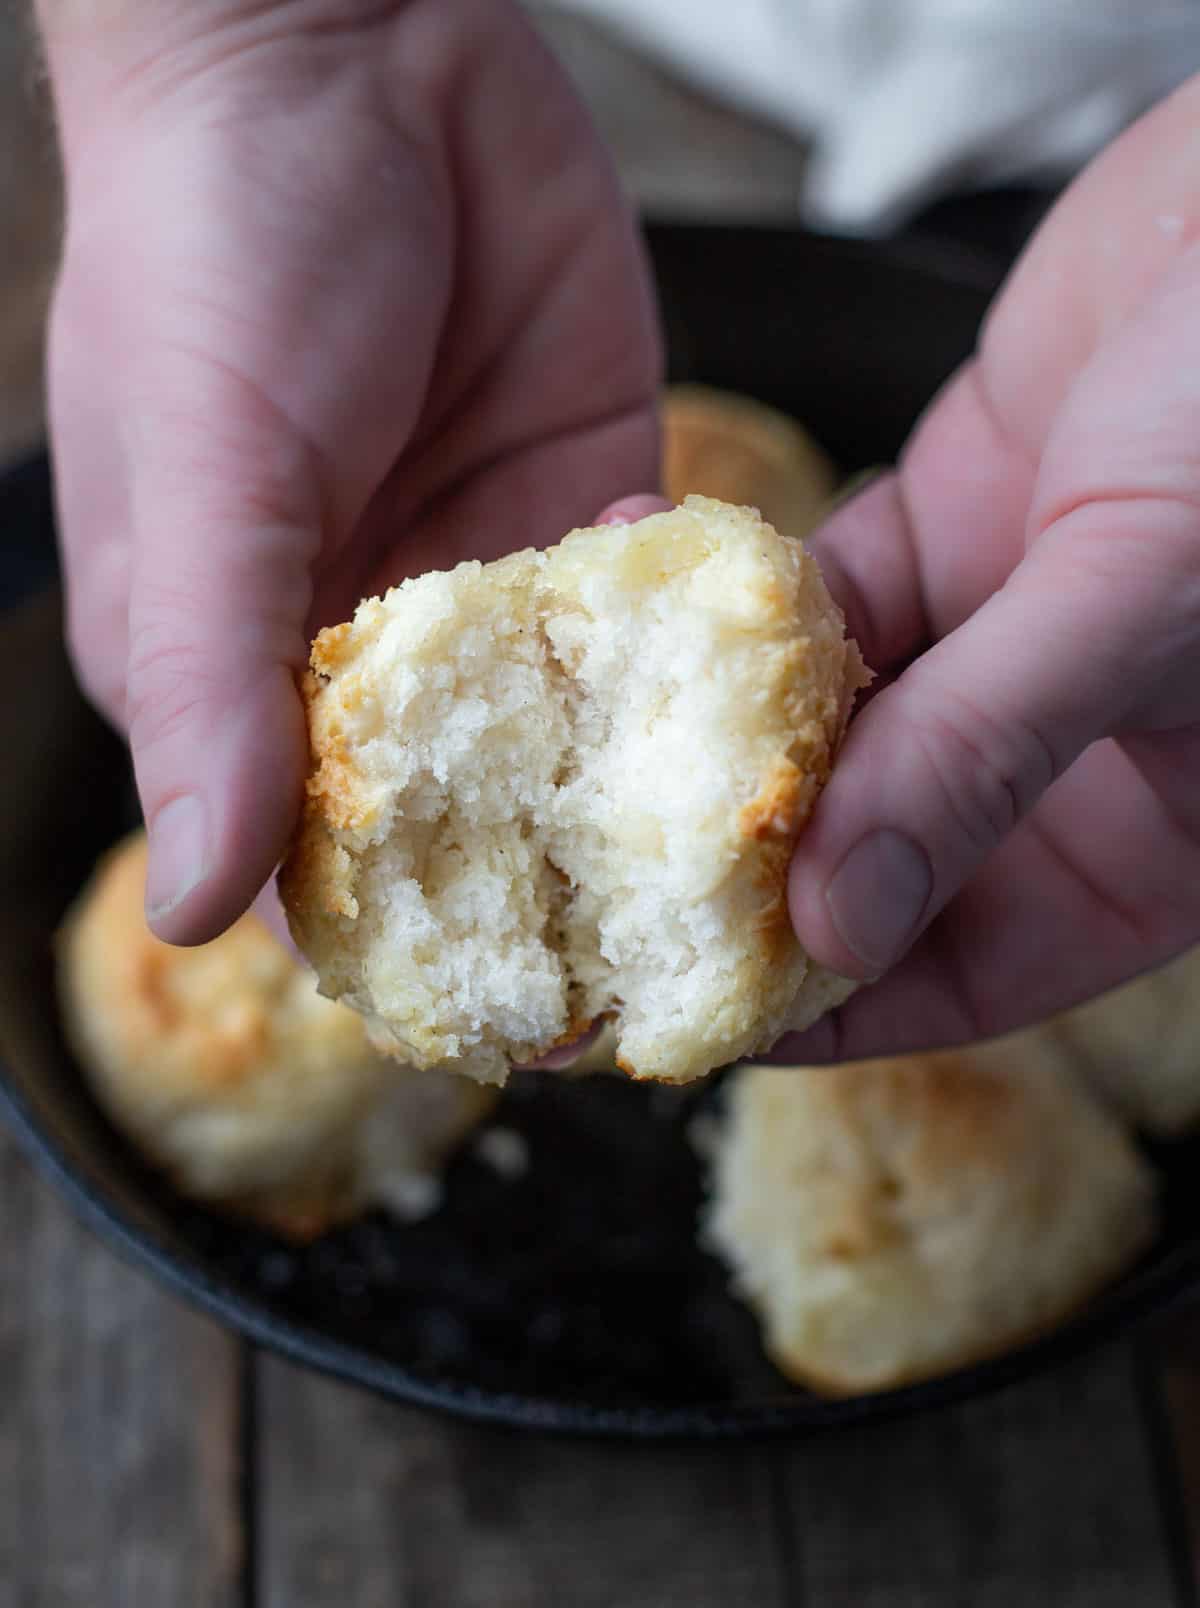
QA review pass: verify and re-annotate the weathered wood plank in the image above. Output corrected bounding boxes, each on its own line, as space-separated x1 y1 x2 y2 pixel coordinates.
774 1341 1180 1607
0 1132 243 1608
256 1356 787 1608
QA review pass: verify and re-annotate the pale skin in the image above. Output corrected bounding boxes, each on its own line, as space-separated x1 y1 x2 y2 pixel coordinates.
38 0 1200 1063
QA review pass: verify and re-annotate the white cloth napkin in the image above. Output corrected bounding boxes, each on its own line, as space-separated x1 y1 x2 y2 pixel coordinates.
546 0 1200 233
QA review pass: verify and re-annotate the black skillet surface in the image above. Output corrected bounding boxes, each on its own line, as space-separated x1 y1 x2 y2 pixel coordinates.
3 223 1200 1439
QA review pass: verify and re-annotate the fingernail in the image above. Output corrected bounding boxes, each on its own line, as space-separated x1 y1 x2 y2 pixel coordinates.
597 494 671 527
514 1021 606 1073
145 795 209 920
825 828 932 972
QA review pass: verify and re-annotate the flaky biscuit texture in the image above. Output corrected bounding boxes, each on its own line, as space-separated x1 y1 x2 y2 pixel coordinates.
702 1041 1157 1396
60 832 493 1237
281 497 868 1085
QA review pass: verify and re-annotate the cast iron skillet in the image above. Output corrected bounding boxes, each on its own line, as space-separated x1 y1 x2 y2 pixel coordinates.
3 225 1199 1440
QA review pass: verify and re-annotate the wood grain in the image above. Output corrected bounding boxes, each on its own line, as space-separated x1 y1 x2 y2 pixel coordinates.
0 1132 243 1608
774 1341 1182 1607
256 1356 787 1608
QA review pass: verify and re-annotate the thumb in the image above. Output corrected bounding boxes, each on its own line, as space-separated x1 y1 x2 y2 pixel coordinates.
126 419 319 946
788 493 1198 979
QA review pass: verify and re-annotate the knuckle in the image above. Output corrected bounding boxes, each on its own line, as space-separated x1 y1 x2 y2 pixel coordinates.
125 619 223 755
907 689 1057 855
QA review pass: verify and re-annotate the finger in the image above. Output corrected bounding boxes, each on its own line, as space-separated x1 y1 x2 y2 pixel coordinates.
125 393 321 946
810 65 1200 683
771 724 1200 1065
801 474 923 674
513 1021 605 1073
802 363 1035 675
48 311 137 729
253 879 303 962
363 408 662 598
595 493 671 525
789 489 1200 982
792 227 1200 984
60 532 132 729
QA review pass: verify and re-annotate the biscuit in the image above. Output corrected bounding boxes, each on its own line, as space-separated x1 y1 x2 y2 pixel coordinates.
701 1042 1157 1396
661 386 836 537
280 496 869 1085
59 832 494 1238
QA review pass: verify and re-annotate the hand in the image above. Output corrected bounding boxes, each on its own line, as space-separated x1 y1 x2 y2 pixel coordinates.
783 75 1200 1062
41 0 660 944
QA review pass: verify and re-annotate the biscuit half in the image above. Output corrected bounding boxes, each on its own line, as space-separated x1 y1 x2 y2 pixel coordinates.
281 496 868 1085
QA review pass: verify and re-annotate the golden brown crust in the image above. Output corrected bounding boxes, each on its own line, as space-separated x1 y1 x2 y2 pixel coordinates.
311 621 357 674
737 756 806 842
545 1014 597 1053
767 1296 1120 1399
661 385 837 538
62 837 297 1097
59 832 495 1239
278 807 358 925
281 497 869 1084
704 1048 1159 1396
62 833 501 1236
298 669 372 838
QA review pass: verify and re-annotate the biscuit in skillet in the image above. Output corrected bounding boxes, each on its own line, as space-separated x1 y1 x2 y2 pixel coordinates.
701 1043 1158 1396
661 384 837 538
60 832 493 1238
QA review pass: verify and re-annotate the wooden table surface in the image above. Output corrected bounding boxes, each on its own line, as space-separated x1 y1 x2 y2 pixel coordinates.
4 10 1200 1604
